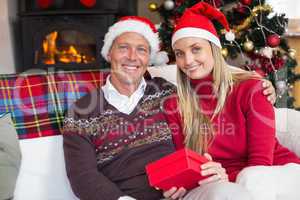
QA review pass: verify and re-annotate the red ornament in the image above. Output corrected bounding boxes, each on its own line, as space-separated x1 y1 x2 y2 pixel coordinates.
240 0 252 5
235 5 247 14
267 34 281 47
37 0 53 9
80 0 96 8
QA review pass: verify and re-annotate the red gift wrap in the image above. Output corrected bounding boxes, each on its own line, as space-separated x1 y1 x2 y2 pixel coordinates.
146 148 209 190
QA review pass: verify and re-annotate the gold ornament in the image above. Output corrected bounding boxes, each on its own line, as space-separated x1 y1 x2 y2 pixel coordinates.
221 47 228 58
288 84 294 97
243 39 254 52
288 49 297 59
148 2 158 12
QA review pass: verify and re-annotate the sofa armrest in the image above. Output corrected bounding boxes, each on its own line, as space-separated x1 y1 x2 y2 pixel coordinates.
236 164 300 200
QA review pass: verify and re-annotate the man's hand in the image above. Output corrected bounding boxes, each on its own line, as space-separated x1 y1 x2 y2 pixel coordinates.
163 187 187 200
198 153 228 185
262 80 276 105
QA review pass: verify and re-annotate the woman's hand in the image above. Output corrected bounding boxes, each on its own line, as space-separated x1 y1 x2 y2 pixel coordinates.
198 153 228 185
162 187 187 200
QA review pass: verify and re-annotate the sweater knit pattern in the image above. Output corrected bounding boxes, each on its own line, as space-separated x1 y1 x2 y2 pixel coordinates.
63 77 176 168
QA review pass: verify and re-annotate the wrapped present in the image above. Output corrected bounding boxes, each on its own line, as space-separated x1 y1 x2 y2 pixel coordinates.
146 148 209 190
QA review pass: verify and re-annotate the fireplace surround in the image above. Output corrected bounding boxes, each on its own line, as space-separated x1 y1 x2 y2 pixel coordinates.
18 0 137 72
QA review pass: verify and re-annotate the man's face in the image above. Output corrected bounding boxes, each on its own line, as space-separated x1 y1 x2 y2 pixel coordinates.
107 32 150 89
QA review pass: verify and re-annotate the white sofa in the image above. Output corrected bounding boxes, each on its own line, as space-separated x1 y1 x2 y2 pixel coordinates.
14 65 300 200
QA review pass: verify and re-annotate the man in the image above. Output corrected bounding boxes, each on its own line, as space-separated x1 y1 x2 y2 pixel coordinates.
63 16 176 200
63 16 276 200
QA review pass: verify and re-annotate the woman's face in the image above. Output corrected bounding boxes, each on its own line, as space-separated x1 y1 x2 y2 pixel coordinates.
173 37 214 79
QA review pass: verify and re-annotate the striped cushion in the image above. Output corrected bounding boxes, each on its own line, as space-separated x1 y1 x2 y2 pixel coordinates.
0 69 108 139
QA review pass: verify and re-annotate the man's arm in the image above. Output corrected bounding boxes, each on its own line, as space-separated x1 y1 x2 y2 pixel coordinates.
62 97 130 200
63 132 127 200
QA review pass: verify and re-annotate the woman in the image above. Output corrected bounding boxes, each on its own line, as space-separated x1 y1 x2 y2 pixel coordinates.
163 2 300 200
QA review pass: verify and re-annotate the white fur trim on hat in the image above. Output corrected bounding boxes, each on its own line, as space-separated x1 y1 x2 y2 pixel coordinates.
101 20 160 64
172 27 221 48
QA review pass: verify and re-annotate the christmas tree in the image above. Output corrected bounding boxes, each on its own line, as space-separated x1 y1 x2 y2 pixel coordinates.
149 0 298 109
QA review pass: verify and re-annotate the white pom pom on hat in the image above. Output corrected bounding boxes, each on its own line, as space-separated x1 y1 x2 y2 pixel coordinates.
152 51 170 66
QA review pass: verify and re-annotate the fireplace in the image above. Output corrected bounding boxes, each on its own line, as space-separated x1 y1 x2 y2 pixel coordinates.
18 0 137 72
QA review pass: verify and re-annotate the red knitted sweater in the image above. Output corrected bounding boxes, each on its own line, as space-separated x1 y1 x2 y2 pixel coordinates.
163 74 300 182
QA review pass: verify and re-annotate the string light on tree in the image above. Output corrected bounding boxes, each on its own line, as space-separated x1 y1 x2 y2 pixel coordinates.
164 0 175 11
148 2 159 12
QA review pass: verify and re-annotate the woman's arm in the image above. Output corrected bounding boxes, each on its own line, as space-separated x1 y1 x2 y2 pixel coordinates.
243 80 276 167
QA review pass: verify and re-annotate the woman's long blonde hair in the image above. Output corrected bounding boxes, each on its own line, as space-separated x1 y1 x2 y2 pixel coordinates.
176 42 260 154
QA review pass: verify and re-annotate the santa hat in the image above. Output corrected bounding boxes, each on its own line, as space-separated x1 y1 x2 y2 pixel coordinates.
172 2 235 48
101 16 168 65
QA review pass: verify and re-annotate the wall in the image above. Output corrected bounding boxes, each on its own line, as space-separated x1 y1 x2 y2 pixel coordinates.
0 0 17 74
266 0 300 19
287 36 300 108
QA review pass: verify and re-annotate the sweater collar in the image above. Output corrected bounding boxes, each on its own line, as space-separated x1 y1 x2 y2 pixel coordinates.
190 73 216 97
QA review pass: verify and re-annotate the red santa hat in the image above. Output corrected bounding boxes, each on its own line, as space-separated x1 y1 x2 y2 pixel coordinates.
172 2 235 48
101 16 168 65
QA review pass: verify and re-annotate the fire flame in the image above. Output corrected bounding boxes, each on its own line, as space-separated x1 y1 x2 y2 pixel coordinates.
42 31 95 64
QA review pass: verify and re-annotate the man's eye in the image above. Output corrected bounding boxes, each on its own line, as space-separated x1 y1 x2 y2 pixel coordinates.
118 45 128 50
137 47 147 52
137 47 148 53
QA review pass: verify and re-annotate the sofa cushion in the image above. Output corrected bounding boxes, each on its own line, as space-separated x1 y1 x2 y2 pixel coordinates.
0 70 108 139
0 113 21 199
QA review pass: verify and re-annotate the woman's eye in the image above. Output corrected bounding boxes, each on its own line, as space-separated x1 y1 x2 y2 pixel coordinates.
192 47 201 53
175 51 183 57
